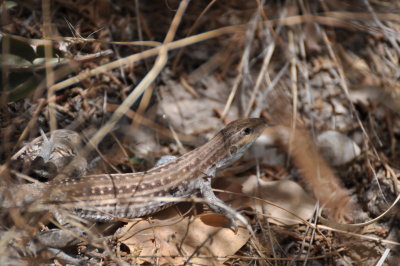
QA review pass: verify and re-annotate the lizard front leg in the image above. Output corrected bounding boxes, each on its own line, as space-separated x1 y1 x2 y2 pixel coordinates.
198 176 239 231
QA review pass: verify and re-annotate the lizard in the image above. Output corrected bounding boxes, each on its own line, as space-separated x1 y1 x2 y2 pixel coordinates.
1 118 267 249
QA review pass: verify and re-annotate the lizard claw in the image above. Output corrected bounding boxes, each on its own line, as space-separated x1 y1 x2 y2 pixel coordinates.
229 217 239 234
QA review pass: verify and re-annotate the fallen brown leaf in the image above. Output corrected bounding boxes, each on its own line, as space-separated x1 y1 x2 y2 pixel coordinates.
232 176 316 225
118 209 250 265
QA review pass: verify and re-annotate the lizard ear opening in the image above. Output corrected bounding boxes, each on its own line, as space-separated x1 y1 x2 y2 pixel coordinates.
229 146 238 155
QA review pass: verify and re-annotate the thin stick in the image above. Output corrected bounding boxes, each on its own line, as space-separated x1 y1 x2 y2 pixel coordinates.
42 0 57 131
58 0 191 179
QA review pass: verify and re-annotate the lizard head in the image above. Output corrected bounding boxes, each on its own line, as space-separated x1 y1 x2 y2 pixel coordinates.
215 118 267 169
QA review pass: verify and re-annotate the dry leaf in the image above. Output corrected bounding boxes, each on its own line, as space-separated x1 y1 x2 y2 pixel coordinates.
118 209 250 265
233 176 316 225
262 126 354 222
157 78 239 136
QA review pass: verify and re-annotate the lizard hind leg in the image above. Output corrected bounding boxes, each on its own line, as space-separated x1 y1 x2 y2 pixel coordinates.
30 209 99 251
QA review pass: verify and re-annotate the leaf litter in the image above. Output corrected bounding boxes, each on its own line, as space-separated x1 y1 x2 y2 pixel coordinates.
1 0 400 265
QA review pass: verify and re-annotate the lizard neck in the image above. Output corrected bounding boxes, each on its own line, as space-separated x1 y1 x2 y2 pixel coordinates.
145 132 228 184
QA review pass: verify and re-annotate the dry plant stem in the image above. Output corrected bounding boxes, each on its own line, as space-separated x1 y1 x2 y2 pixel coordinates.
111 132 130 162
3 12 399 48
376 249 391 266
185 230 221 264
302 207 319 265
298 29 313 125
131 85 154 130
62 0 190 171
278 14 396 35
319 193 400 231
255 0 269 21
180 76 200 97
246 198 400 259
106 104 196 143
171 0 217 71
134 0 145 49
189 50 231 83
1 6 10 108
384 163 398 195
216 188 332 246
243 42 275 118
255 163 277 262
133 0 154 73
51 26 247 92
221 14 259 119
366 158 389 204
117 210 190 242
221 53 244 120
42 0 57 132
287 30 299 167
321 30 374 145
13 99 46 153
34 62 80 100
48 15 390 94
3 32 161 47
11 170 43 184
244 2 275 118
318 223 400 246
323 11 400 21
87 0 188 147
264 126 353 222
249 238 269 263
321 28 385 177
0 99 43 179
364 0 400 54
168 124 185 153
91 133 122 174
227 249 345 261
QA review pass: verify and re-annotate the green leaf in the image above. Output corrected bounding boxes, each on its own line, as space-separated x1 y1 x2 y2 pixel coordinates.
1 35 37 62
3 74 43 102
3 1 18 10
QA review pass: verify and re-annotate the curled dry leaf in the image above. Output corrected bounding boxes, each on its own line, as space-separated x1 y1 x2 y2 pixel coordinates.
118 208 250 265
232 176 316 225
317 130 361 166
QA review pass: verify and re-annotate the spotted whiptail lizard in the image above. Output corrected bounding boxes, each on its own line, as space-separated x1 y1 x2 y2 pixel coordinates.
2 118 267 230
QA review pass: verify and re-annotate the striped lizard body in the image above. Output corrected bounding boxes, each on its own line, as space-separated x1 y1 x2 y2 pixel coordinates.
46 118 267 222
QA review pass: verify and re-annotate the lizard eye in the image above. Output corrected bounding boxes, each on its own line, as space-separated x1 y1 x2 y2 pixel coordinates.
243 127 252 135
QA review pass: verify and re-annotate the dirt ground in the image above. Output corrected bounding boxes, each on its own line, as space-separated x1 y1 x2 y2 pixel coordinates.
1 0 400 265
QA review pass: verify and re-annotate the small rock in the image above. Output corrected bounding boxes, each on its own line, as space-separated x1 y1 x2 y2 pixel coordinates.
317 131 361 166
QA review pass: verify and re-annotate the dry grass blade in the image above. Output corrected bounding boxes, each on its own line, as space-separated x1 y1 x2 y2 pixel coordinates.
60 0 190 170
2 1 400 264
42 0 56 132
